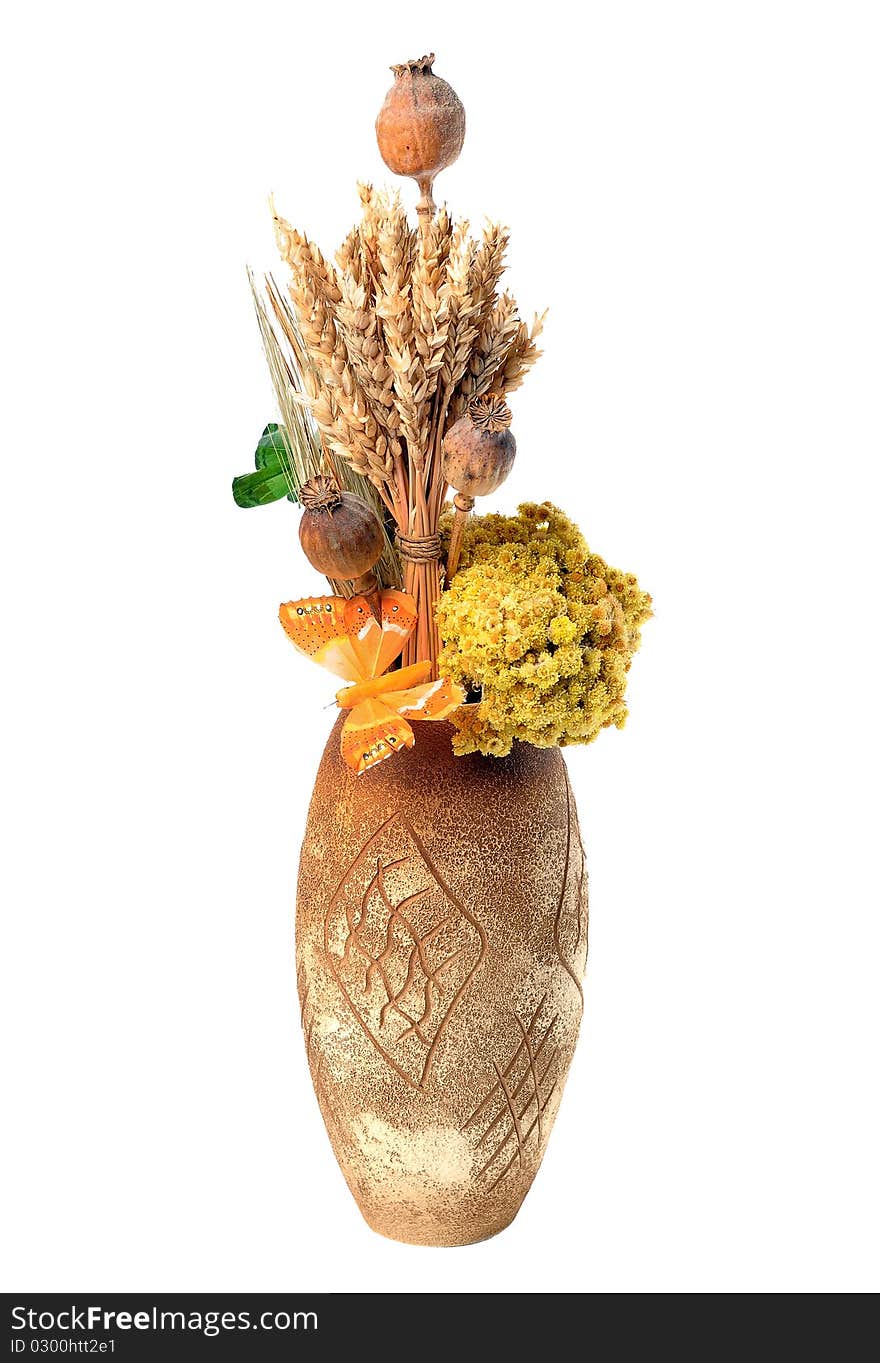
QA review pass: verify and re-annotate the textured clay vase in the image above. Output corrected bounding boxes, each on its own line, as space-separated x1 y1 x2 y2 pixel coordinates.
296 717 588 1246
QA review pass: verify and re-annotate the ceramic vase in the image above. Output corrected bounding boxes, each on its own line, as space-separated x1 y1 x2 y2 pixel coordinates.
296 718 588 1246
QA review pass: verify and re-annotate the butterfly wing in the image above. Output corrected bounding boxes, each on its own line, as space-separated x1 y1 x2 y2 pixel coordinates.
374 590 418 676
340 699 415 774
279 597 368 682
343 590 417 679
280 590 417 687
381 676 466 721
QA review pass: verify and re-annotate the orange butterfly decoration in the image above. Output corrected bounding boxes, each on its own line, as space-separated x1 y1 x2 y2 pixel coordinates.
279 589 465 774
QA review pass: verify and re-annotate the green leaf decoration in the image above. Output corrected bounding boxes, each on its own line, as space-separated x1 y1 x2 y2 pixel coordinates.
232 468 291 508
232 423 298 507
254 422 288 473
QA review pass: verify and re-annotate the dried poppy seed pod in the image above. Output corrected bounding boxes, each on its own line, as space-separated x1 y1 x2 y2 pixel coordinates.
375 54 465 230
442 394 516 498
442 395 516 579
299 476 385 614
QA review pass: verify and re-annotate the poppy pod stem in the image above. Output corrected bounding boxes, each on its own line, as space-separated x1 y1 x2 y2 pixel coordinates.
351 569 383 623
416 176 436 236
445 493 475 581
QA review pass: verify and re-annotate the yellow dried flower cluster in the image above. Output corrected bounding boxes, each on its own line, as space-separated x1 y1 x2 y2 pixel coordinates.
436 503 652 757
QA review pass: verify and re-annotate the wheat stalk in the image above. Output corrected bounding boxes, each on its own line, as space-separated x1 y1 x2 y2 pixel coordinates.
267 189 544 670
250 272 399 593
411 206 453 453
468 222 509 325
374 195 425 474
272 205 396 508
453 290 521 417
356 183 384 297
498 310 547 393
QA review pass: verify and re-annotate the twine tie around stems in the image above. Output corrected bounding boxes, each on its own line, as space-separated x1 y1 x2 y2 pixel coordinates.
396 532 443 563
395 533 443 673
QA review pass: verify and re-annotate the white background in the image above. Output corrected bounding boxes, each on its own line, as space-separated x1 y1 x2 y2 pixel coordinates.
2 1 878 1294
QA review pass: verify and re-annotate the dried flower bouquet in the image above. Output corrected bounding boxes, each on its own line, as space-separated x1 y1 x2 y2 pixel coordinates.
234 55 651 1246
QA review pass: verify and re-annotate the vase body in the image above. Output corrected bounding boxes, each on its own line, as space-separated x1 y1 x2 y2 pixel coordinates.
296 717 588 1246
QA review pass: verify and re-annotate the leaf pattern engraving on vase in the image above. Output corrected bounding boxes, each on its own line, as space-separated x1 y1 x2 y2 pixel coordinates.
462 996 560 1193
553 772 588 1005
324 813 487 1089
